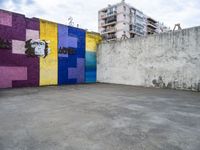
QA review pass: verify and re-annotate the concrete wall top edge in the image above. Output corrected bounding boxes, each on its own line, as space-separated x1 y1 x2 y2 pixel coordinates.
100 26 200 46
0 9 92 33
0 9 23 16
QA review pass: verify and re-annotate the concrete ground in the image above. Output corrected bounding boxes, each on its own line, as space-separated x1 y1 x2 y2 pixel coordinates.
0 83 200 150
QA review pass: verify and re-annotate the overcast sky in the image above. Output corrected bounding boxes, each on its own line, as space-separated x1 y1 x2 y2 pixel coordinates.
0 0 200 32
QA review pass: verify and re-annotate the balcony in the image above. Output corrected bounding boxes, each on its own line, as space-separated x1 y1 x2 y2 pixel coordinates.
102 34 117 41
147 21 157 29
101 20 117 27
101 16 117 27
130 29 144 36
99 10 117 28
101 27 116 34
130 25 145 36
102 21 117 27
101 11 117 19
147 17 157 23
101 22 105 26
100 14 107 18
147 28 157 34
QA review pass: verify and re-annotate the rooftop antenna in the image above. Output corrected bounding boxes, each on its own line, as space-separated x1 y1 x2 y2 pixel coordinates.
173 23 182 31
68 17 74 26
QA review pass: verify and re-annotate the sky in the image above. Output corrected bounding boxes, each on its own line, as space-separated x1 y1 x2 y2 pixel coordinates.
0 0 200 32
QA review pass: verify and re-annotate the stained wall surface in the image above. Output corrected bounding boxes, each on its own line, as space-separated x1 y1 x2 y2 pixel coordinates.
97 27 200 91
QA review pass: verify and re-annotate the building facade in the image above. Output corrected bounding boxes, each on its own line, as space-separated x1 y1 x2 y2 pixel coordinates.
98 0 170 41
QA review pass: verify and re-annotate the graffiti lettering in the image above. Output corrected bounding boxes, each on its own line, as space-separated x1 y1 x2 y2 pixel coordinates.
59 47 76 55
0 38 11 49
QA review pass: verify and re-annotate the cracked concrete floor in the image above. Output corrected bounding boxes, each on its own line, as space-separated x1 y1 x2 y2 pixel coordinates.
0 83 200 150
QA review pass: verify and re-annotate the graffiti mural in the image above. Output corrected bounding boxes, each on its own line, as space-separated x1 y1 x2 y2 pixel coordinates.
0 9 101 89
85 32 101 83
58 47 76 55
0 10 40 88
39 20 58 86
58 24 85 85
25 39 50 57
0 38 11 49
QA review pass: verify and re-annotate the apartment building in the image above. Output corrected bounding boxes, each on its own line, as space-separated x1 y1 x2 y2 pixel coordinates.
98 0 170 41
146 17 157 34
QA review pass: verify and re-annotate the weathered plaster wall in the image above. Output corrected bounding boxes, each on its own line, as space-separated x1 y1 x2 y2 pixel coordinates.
97 26 200 91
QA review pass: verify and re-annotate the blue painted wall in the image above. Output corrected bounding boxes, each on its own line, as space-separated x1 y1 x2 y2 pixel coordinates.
58 25 85 85
85 51 96 83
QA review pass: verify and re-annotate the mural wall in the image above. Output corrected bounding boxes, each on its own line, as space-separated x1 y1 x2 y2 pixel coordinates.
0 10 101 89
0 10 40 88
85 32 101 83
58 25 85 85
40 20 58 86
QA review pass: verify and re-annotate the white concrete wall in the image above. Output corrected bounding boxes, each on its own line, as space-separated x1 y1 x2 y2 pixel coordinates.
117 3 130 14
97 26 200 91
115 30 130 39
117 13 130 23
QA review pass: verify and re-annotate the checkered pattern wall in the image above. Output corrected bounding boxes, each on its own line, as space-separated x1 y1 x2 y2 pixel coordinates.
0 10 39 88
58 24 85 85
0 10 101 89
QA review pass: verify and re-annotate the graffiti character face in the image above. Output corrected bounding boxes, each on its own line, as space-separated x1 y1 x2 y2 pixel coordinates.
25 39 50 58
31 40 46 56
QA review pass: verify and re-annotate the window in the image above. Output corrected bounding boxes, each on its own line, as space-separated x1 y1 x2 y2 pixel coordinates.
107 6 117 16
124 6 126 11
124 14 126 19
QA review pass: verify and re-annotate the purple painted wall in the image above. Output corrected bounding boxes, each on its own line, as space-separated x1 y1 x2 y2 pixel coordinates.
0 10 39 88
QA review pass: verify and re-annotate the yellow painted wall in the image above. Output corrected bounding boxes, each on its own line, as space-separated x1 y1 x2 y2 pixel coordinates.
39 20 58 86
86 32 102 51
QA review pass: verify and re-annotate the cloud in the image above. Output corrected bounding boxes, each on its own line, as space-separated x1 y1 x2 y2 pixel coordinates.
127 0 200 28
0 0 200 31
